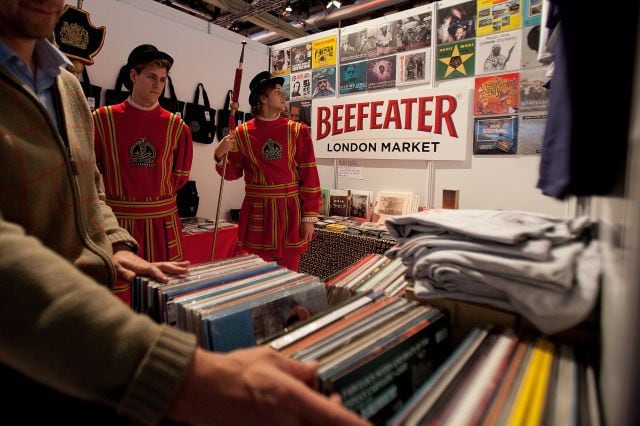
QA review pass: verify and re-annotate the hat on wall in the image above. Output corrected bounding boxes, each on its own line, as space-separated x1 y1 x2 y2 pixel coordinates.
248 71 285 107
123 44 174 90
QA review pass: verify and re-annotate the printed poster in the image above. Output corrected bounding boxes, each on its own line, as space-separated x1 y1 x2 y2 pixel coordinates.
436 40 475 81
311 67 337 98
521 25 542 69
476 30 522 75
397 49 430 86
436 0 477 45
367 56 396 91
473 115 518 155
340 29 368 64
271 47 290 75
518 113 546 155
476 0 522 37
520 67 550 112
523 0 543 27
281 74 290 101
396 12 432 52
339 61 367 94
291 43 312 72
474 72 520 116
290 71 312 101
312 36 337 68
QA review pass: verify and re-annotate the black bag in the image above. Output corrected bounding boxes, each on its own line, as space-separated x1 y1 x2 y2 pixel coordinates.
183 83 216 144
216 89 233 142
104 65 130 106
177 180 199 218
78 68 102 112
159 76 186 117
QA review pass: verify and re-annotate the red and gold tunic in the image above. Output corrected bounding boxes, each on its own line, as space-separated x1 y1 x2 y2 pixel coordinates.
93 101 193 262
216 117 321 258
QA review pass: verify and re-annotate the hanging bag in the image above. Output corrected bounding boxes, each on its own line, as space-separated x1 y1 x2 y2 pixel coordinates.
158 75 186 116
104 65 130 106
78 67 102 112
183 83 217 144
216 89 233 142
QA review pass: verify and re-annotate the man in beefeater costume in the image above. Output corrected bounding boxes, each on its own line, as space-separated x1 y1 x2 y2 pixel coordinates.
214 71 321 272
93 44 193 296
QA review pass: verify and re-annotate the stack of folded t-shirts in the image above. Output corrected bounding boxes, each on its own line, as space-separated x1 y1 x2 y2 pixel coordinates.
385 209 600 334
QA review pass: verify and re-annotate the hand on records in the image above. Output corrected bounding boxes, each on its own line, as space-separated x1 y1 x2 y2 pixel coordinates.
111 249 190 283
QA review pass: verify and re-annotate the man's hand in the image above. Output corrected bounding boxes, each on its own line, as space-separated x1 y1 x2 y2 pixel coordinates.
300 221 315 241
168 347 370 426
111 249 190 283
214 132 235 163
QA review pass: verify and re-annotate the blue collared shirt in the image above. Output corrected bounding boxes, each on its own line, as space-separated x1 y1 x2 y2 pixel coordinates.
0 38 72 132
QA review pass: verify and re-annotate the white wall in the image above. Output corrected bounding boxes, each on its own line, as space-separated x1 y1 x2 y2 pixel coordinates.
74 0 270 220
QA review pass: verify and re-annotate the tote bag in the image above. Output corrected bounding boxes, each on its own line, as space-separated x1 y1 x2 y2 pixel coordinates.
78 68 102 112
158 76 186 117
104 65 130 106
183 83 216 144
216 90 233 142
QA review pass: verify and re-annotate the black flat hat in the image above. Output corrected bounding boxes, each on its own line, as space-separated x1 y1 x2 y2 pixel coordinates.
249 71 285 107
123 44 173 90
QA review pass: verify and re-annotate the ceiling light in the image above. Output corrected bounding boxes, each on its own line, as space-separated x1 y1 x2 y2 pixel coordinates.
285 1 293 13
326 0 341 10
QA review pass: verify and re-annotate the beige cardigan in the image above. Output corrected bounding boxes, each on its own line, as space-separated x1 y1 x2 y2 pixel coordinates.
0 66 196 422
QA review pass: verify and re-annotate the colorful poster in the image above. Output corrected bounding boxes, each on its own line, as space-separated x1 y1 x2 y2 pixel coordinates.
518 113 546 155
312 36 337 68
288 100 312 127
339 61 367 94
291 43 312 72
397 49 430 86
271 47 290 75
290 70 312 101
312 67 337 98
436 0 477 45
473 115 518 155
476 0 522 37
521 25 542 69
520 67 550 112
476 30 521 75
396 12 432 52
474 72 520 116
340 29 368 64
436 40 475 81
367 56 396 91
523 0 543 27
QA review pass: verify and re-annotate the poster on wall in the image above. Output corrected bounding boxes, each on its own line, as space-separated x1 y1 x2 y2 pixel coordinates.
312 36 337 68
396 12 432 52
288 100 312 127
339 29 368 64
339 61 367 94
476 0 522 37
519 67 549 112
367 56 396 91
291 43 312 72
436 40 476 81
518 113 546 155
397 49 430 86
271 47 290 75
281 74 290 101
311 67 337 98
290 71 312 101
366 22 399 59
474 72 520 115
436 0 477 45
476 30 522 75
521 25 541 69
473 115 518 155
311 85 472 160
522 0 543 27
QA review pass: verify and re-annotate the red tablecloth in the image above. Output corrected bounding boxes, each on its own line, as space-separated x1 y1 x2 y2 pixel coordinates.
181 225 238 264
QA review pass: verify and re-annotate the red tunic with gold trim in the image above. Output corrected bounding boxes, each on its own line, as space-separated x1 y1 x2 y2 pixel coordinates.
216 117 321 258
93 101 193 262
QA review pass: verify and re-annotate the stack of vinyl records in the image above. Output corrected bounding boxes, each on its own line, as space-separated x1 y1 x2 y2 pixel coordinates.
326 253 410 305
389 326 601 425
133 255 328 352
267 292 451 425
